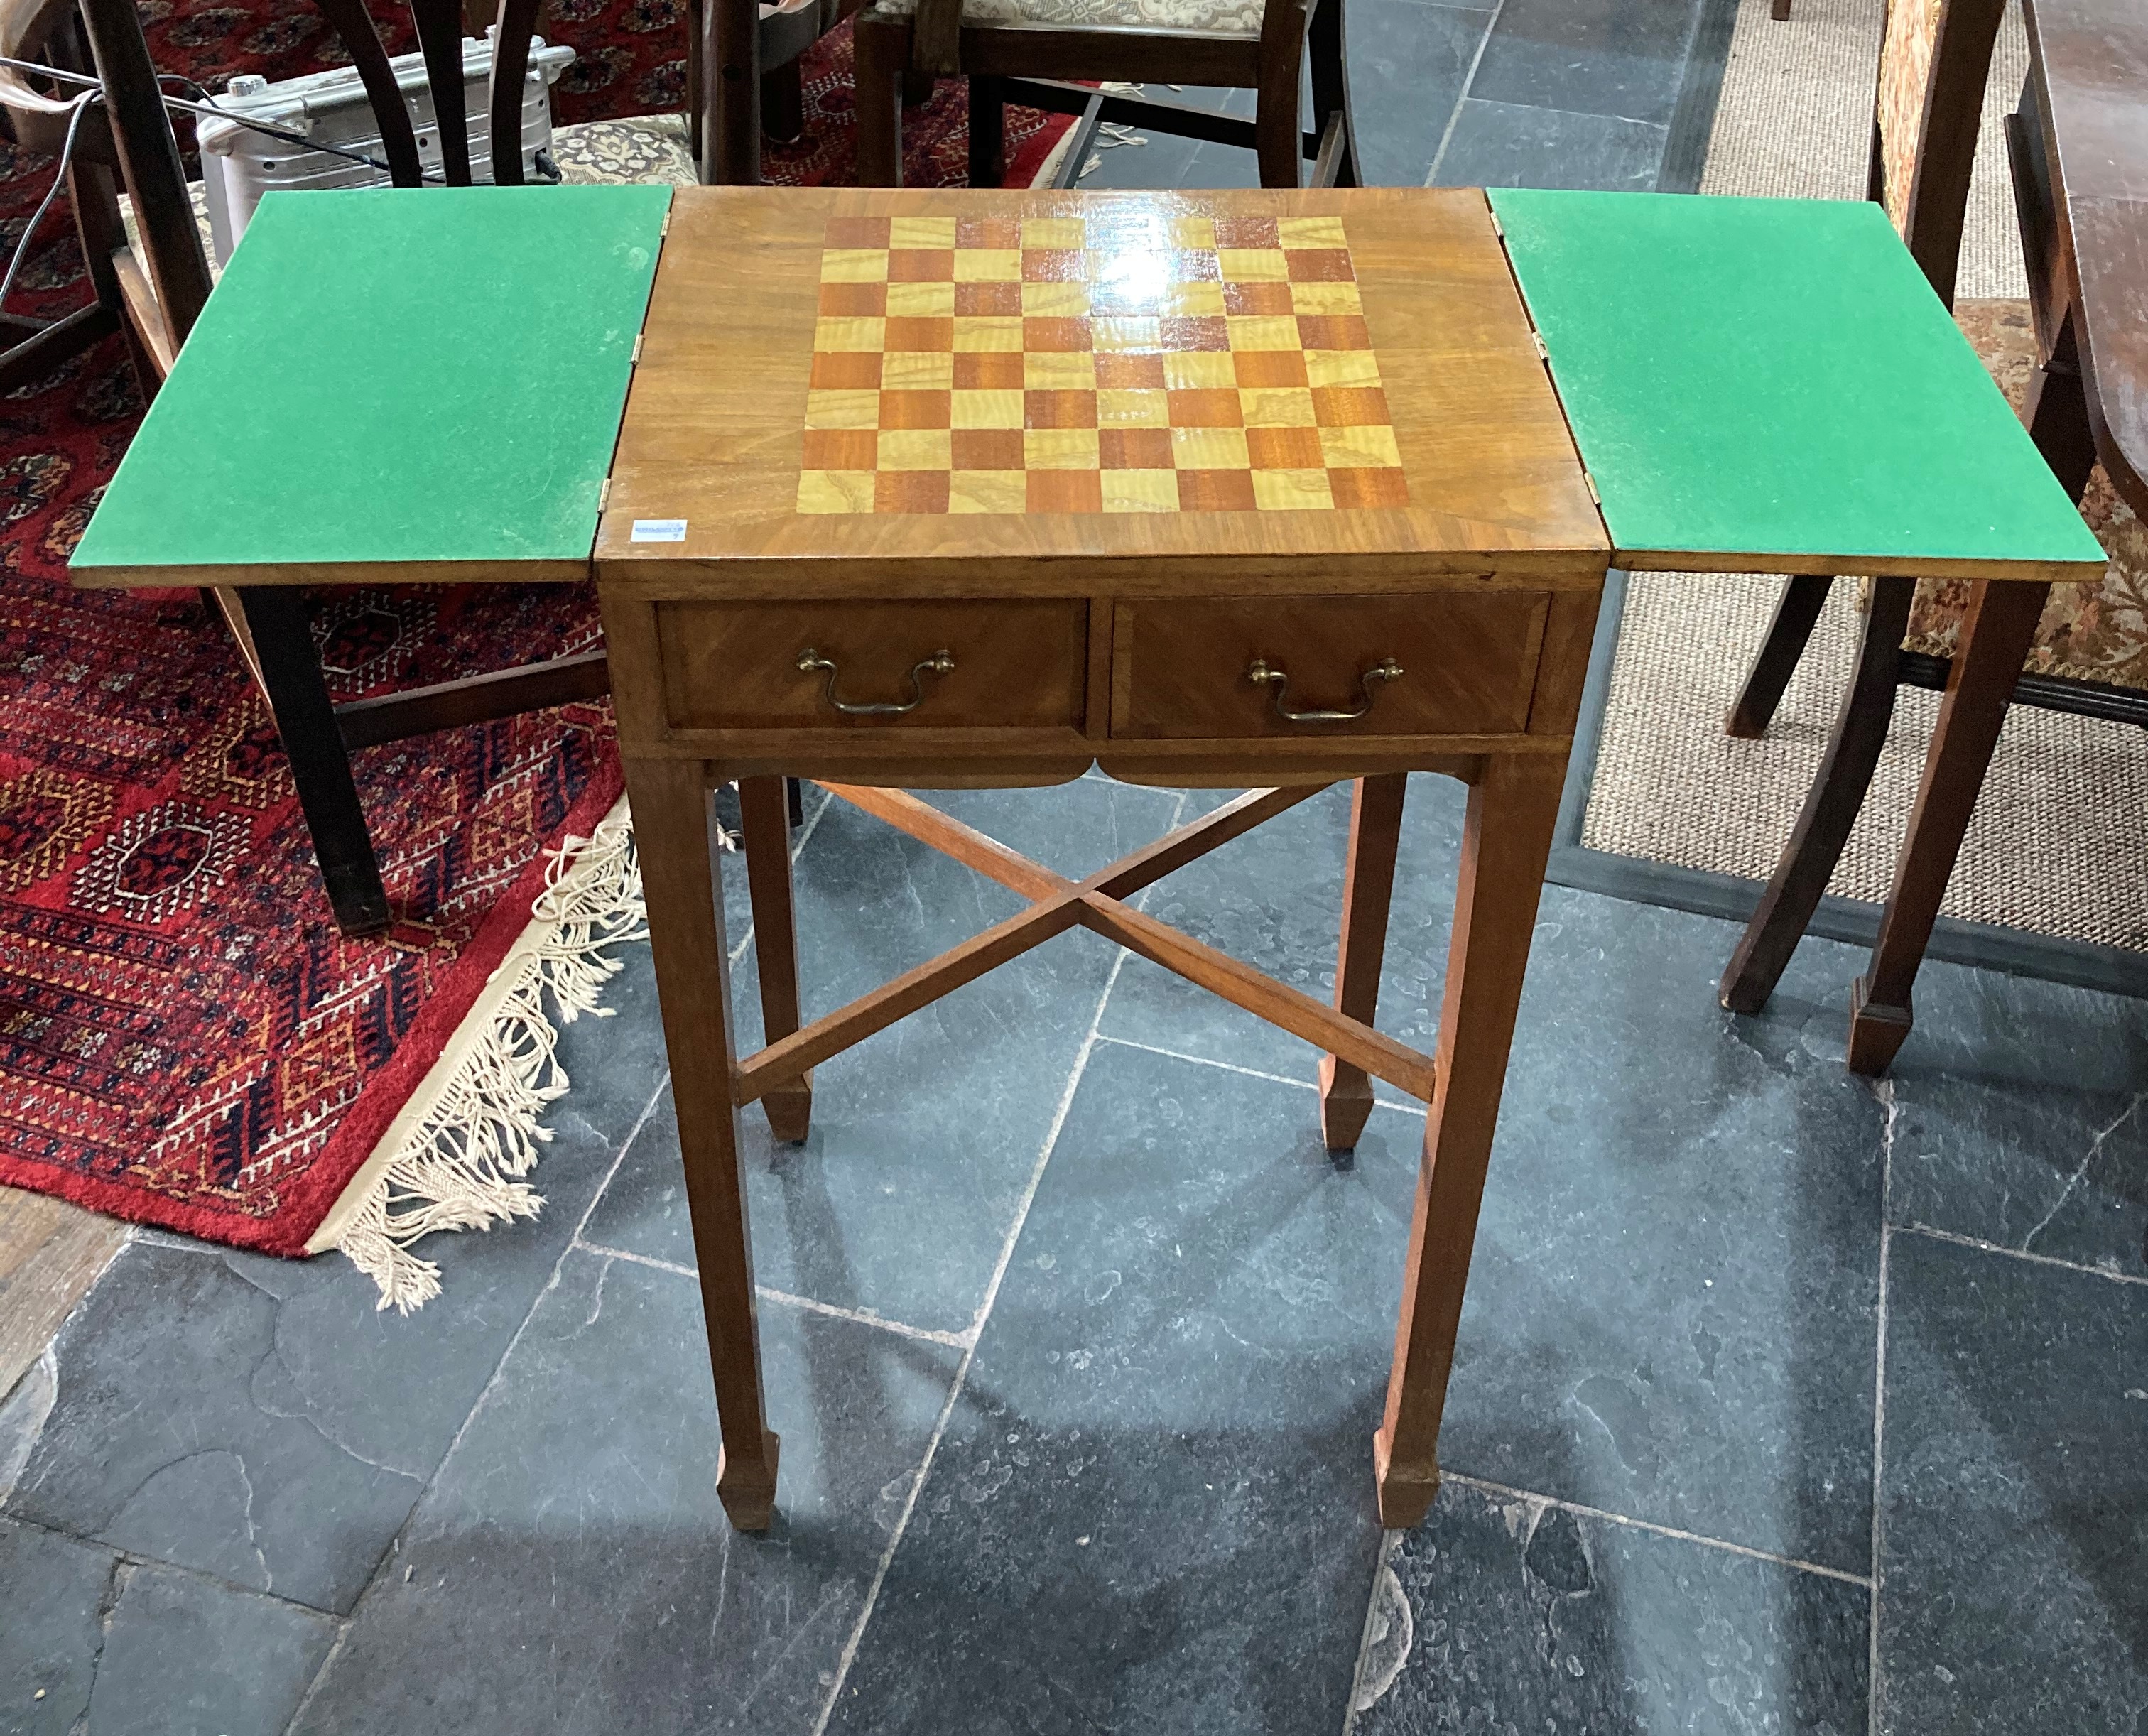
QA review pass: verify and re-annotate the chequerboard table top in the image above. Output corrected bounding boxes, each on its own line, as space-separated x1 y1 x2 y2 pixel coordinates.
793 208 1409 519
70 184 673 590
595 187 1610 589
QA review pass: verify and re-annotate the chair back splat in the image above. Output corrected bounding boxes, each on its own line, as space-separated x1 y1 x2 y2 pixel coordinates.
309 0 549 186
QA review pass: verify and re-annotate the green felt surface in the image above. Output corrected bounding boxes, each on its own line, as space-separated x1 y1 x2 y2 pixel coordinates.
72 183 671 577
1488 188 2108 575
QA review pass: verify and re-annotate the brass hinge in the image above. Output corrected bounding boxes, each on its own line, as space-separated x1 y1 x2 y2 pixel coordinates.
1488 207 1504 239
631 334 643 364
1583 471 1601 506
660 205 672 237
597 478 612 512
1530 330 1548 362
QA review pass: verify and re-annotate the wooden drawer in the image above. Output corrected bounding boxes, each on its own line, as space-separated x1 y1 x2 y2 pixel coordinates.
656 600 1088 732
1108 595 1548 739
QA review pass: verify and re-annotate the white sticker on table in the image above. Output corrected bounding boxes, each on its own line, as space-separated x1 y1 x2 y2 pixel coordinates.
631 519 688 543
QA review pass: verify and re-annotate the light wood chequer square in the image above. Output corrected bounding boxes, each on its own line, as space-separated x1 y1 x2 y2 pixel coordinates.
796 210 1409 517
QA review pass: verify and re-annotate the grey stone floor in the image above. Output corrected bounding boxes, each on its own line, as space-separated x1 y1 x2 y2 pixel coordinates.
4 772 2143 1735
6 1 2147 1729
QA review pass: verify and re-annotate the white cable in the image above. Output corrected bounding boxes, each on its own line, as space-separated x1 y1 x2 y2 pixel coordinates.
0 86 97 314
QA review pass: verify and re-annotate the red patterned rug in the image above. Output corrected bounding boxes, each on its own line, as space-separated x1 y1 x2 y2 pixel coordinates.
0 7 1069 1305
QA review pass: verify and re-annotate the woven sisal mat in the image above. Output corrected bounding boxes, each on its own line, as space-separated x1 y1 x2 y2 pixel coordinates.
1578 0 2148 955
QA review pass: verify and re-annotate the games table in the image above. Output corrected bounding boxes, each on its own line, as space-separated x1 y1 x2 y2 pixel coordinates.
71 182 2100 1531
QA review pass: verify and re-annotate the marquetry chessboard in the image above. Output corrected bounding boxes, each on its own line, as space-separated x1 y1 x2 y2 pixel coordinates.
797 211 1411 516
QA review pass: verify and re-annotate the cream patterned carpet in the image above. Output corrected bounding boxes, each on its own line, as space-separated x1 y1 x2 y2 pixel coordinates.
1578 0 2148 954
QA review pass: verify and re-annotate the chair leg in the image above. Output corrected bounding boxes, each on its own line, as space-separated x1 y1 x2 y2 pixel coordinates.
1718 575 1913 1016
1845 580 2046 1074
686 0 704 161
1254 2 1306 187
761 57 806 144
704 0 761 184
236 588 391 938
903 70 937 106
1307 0 1360 188
1319 774 1406 1151
1726 573 1831 739
968 72 1007 187
1843 336 2099 1074
853 16 908 186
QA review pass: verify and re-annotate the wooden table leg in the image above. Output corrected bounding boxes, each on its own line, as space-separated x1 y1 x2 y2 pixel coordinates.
1720 575 1914 1014
1845 578 2047 1074
237 586 391 938
625 755 781 1529
1318 773 1406 1151
1374 753 1562 1527
738 775 813 1143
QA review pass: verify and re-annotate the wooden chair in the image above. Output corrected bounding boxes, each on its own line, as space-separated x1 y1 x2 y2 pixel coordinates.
685 0 876 183
0 0 212 395
849 0 1357 190
1718 0 2120 1014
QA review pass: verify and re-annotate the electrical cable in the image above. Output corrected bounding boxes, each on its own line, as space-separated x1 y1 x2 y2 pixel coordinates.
0 51 443 181
0 85 97 315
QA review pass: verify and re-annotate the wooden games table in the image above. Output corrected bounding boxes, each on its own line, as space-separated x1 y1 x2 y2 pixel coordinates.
72 182 2099 1534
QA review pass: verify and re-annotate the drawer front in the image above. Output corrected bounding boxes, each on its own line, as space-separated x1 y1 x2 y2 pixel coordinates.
1110 595 1547 739
658 600 1088 731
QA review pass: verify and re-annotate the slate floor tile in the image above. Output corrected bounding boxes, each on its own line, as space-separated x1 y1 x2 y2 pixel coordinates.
0 1517 335 1736
291 1249 960 1736
1465 0 1705 127
0 1047 657 1615
1346 0 1493 187
87 1556 337 1736
1097 775 1465 1083
1 1517 110 1735
1433 97 1668 190
1876 1230 2148 1736
1879 964 2148 1280
823 1043 1399 1736
585 783 1186 1335
1114 789 1885 1573
1438 897 1886 1576
1352 1481 1869 1735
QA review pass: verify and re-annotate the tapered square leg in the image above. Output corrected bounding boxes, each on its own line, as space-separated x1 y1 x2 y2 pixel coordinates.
1319 774 1406 1151
1374 754 1562 1528
739 775 813 1143
1848 578 2047 1076
237 586 390 938
625 755 781 1531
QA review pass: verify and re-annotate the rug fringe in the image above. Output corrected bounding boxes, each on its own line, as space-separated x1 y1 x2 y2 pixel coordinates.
323 798 650 1313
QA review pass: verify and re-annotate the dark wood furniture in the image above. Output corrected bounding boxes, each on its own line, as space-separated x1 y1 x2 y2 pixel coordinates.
686 0 873 184
1718 0 2134 1071
0 0 212 393
1830 0 2148 1071
850 0 1357 191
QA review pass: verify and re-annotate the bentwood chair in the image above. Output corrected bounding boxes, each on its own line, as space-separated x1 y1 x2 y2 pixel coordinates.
1718 0 2134 1021
850 0 1357 190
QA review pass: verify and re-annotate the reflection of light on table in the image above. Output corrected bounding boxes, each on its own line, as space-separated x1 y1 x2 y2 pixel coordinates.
1090 234 1172 313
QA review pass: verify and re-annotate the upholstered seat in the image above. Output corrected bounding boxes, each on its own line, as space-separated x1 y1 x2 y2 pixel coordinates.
553 114 702 186
868 0 1262 36
1910 300 2148 692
